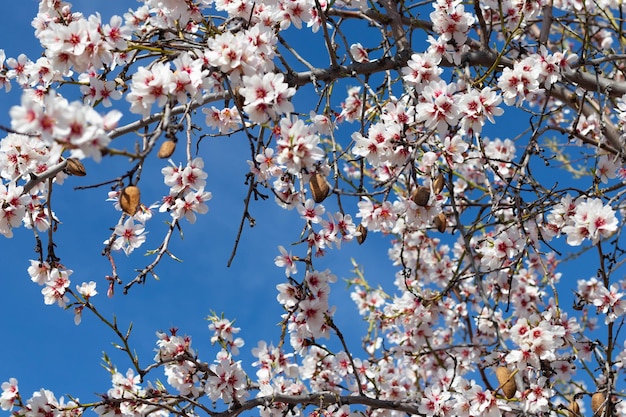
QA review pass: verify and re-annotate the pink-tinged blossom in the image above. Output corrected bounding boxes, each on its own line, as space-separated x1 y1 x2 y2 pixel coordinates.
0 182 29 238
203 105 242 134
356 199 398 232
252 341 298 381
108 368 145 399
521 377 553 413
248 147 282 182
25 389 59 417
239 73 295 123
28 260 51 285
442 134 469 164
275 116 325 174
297 198 325 224
41 267 71 307
338 86 363 122
206 351 248 403
415 80 460 135
79 76 122 107
276 282 302 308
458 87 503 133
170 189 212 223
466 385 501 417
162 157 208 194
351 122 399 166
350 43 369 62
127 62 176 117
596 154 618 183
154 331 195 362
5 53 31 86
561 197 618 245
418 386 451 417
109 217 147 255
592 283 626 323
209 316 244 355
430 0 475 46
483 137 516 179
402 53 443 91
275 245 297 276
77 281 97 299
0 378 18 411
102 15 131 50
497 57 542 106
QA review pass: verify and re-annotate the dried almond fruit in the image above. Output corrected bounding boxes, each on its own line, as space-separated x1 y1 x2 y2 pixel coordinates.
411 186 430 206
157 140 176 159
65 158 86 176
310 172 330 203
567 399 580 417
356 224 367 244
433 173 445 194
495 367 517 399
591 392 606 416
434 213 447 233
120 186 141 216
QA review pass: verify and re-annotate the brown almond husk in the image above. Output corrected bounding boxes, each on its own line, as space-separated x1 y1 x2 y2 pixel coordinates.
120 186 141 216
356 224 367 244
434 213 447 233
157 140 177 159
310 173 330 203
433 173 445 194
411 186 430 206
65 158 87 176
591 392 606 416
567 399 580 417
495 367 517 399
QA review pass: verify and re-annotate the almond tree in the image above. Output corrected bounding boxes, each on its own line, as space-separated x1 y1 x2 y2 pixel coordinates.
1 0 626 416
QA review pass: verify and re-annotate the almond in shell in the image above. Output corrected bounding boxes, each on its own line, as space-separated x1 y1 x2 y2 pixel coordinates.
65 158 87 176
495 367 517 399
411 186 430 206
120 186 141 216
310 172 330 203
591 392 606 416
157 140 177 159
356 224 367 244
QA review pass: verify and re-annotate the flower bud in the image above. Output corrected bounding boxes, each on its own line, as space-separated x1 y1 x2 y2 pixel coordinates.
65 158 86 176
120 186 141 216
411 186 430 206
157 140 177 159
433 173 445 194
310 172 330 203
356 224 367 244
591 392 606 415
434 213 447 233
495 367 517 399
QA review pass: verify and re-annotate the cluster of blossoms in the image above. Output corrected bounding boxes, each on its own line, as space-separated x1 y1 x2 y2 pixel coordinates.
2 0 626 415
577 278 626 324
35 2 131 75
9 90 122 161
248 116 328 211
160 157 212 224
276 269 337 352
542 195 619 245
127 58 209 117
429 0 475 64
153 329 248 404
27 260 97 323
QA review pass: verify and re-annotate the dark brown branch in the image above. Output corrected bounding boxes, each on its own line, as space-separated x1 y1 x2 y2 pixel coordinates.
213 393 423 417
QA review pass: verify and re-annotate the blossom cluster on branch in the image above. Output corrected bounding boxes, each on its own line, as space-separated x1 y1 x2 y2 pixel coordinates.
1 0 626 416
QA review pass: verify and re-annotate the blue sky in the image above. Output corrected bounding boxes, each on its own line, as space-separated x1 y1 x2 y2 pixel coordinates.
0 0 621 414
